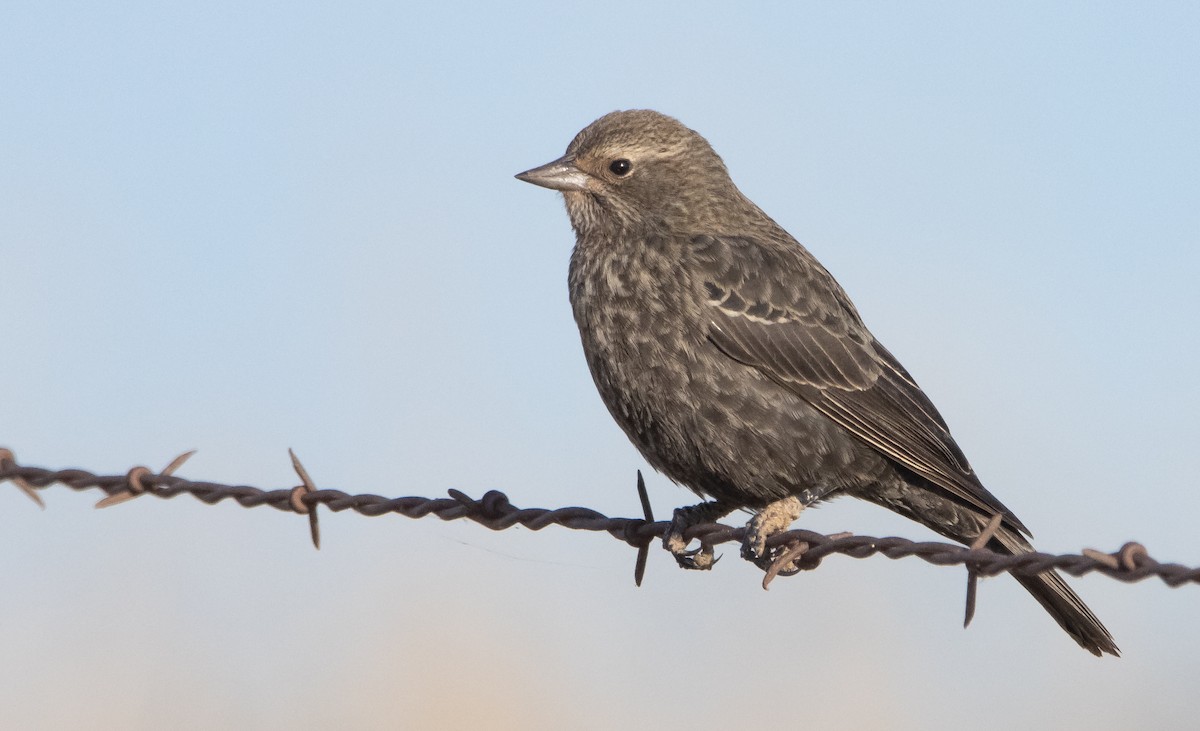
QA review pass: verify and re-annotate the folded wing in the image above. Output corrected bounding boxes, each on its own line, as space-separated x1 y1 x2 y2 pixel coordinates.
693 233 1027 535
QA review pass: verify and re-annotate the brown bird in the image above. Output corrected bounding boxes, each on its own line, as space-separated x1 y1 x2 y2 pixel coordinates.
516 109 1117 656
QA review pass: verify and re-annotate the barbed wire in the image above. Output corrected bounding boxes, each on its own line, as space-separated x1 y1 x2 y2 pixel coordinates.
2 446 1198 594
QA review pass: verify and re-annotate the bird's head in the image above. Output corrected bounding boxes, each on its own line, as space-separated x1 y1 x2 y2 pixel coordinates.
516 110 747 235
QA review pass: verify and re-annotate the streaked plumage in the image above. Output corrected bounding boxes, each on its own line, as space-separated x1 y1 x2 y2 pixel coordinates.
516 109 1116 656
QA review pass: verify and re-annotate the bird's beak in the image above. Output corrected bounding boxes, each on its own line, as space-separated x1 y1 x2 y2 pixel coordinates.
515 155 591 192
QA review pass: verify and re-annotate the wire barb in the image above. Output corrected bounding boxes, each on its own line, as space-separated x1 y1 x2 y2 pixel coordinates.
762 540 810 590
0 449 43 509
287 449 321 550
633 470 654 587
963 513 1005 628
2 447 1198 591
95 450 196 509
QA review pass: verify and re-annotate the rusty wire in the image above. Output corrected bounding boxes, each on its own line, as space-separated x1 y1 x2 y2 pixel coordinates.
2 446 1199 591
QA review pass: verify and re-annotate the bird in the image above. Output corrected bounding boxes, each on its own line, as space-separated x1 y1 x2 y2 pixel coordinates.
515 109 1117 656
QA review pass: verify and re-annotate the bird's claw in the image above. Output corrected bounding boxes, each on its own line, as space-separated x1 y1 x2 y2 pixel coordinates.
663 503 727 570
663 524 690 556
672 544 718 570
742 542 800 574
664 520 715 571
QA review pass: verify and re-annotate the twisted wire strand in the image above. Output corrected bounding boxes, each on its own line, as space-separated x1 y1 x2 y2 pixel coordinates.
2 447 1198 588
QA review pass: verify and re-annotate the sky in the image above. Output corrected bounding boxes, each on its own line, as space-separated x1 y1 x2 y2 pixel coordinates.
2 2 1198 729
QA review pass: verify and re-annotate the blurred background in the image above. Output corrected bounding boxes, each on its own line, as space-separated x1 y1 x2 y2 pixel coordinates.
2 2 1198 729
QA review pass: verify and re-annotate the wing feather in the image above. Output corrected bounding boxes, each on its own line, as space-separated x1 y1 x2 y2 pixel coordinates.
695 234 1027 535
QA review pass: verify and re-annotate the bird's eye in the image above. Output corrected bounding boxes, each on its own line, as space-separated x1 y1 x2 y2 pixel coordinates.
608 159 632 176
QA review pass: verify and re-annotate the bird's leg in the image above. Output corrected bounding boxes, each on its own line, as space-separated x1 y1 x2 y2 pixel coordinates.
741 496 804 566
664 500 734 570
742 486 837 572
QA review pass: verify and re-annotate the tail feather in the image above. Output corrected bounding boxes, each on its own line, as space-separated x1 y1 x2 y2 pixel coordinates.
992 526 1119 657
865 479 1118 655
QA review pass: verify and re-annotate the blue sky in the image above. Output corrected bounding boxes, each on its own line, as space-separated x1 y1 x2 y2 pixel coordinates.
2 2 1198 729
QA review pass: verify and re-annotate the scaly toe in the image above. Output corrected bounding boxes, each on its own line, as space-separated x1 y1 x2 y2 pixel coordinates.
663 528 689 556
674 545 717 571
741 529 768 562
661 501 733 571
741 496 803 563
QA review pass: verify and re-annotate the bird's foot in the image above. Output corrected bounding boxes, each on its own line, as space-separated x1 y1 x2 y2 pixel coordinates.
663 501 732 570
741 496 804 571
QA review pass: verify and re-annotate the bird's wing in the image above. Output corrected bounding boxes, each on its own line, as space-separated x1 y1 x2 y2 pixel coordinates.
692 234 1027 535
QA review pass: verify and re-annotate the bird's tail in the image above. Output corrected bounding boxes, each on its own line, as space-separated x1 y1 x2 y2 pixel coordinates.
989 525 1119 657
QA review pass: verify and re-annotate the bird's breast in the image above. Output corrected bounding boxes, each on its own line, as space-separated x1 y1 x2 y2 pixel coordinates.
567 234 705 459
566 231 896 505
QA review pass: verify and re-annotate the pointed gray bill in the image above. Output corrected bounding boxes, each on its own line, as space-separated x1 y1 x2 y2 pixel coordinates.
515 156 591 192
